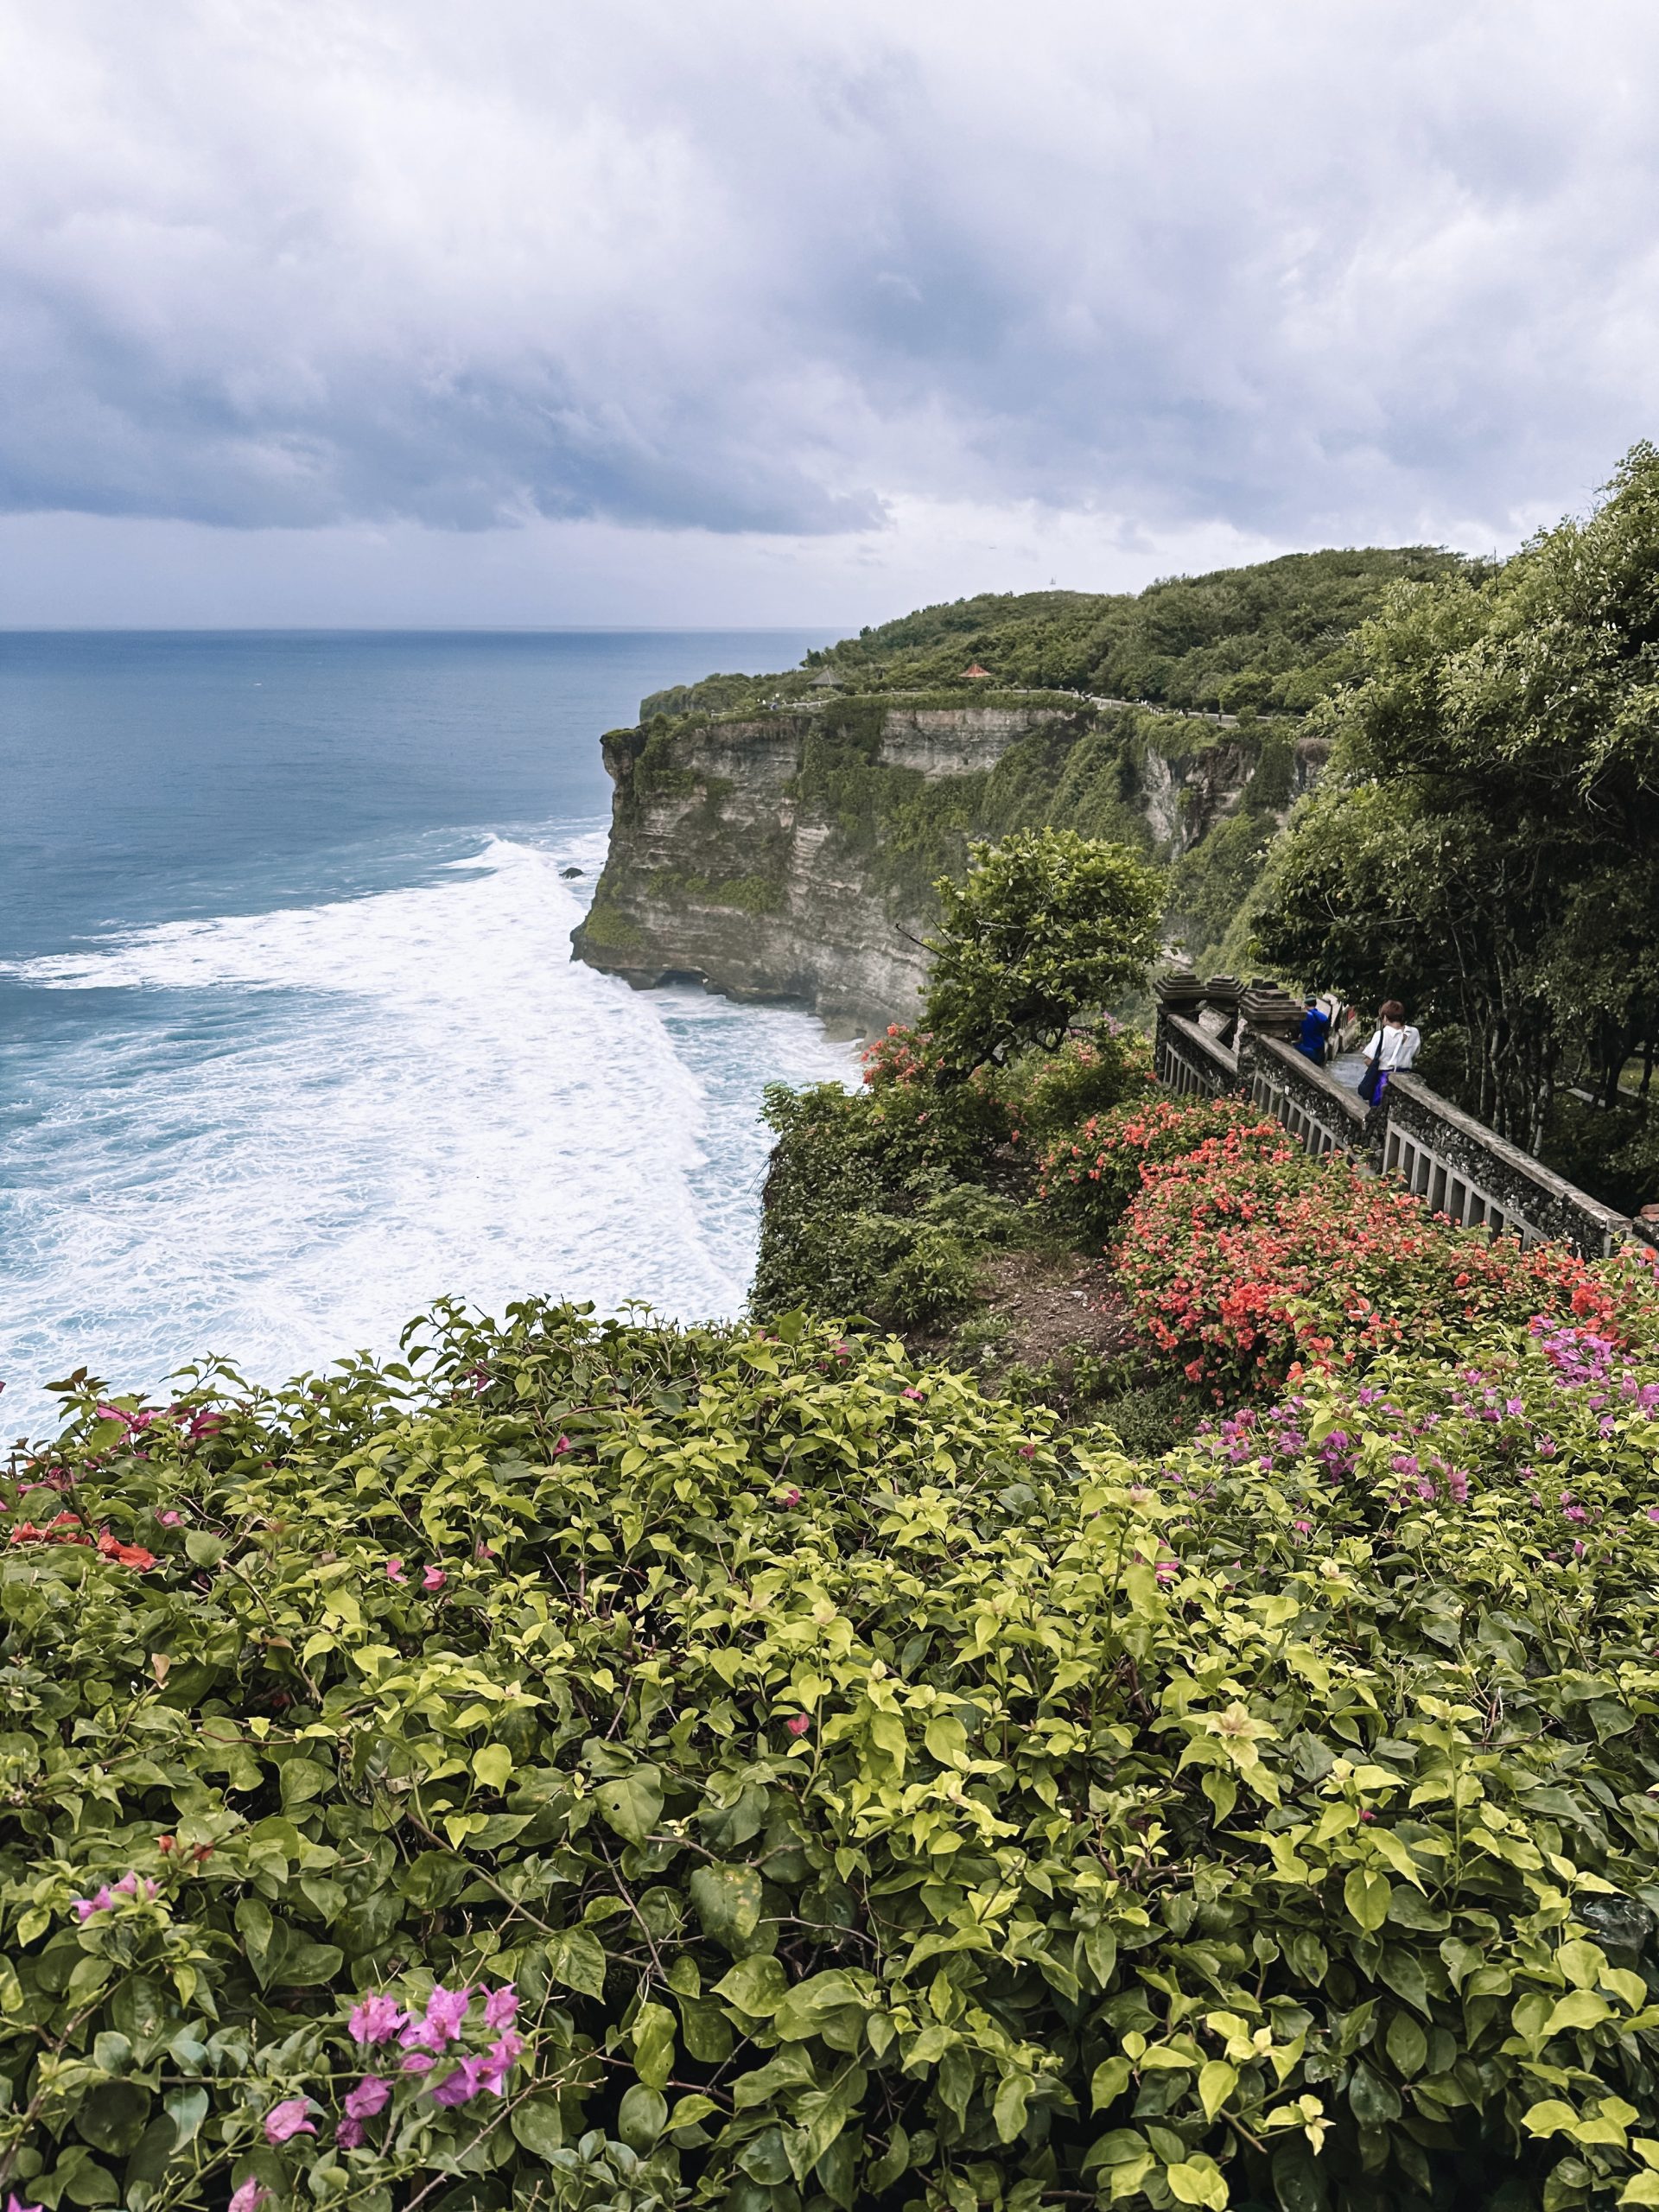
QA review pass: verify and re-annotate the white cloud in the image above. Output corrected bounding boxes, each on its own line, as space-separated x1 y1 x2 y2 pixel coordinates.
2 0 1656 619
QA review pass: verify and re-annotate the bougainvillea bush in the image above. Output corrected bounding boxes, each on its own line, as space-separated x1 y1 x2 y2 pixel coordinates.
1033 1097 1287 1245
5 1301 1659 2212
1114 1127 1656 1397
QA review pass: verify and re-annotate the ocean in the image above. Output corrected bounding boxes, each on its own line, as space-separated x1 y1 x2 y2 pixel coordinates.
0 631 854 1441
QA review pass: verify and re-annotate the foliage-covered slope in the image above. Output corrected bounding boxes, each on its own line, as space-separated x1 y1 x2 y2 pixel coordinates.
6 1281 1659 2212
639 550 1471 727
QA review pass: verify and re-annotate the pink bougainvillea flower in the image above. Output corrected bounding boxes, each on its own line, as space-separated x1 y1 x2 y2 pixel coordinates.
344 2075 391 2121
348 1993 407 2046
431 2057 486 2107
553 1434 571 1454
482 1984 519 2031
400 2052 435 2075
6 2194 46 2212
335 2116 365 2148
422 1566 447 1592
901 1387 924 1402
264 2098 317 2145
158 1510 182 1526
477 2029 524 2094
779 1486 801 1508
226 2181 266 2212
404 1984 473 2049
785 1714 810 1738
385 1557 406 1582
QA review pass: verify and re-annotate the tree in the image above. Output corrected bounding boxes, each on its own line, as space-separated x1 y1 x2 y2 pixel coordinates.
921 827 1166 1072
1253 442 1659 1152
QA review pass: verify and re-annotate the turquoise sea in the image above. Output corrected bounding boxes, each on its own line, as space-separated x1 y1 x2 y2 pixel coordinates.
0 631 851 1440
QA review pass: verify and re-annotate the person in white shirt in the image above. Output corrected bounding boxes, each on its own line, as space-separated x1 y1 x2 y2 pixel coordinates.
1357 998 1421 1103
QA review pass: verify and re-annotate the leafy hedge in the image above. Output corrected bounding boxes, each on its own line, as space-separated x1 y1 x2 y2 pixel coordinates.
6 1296 1659 2212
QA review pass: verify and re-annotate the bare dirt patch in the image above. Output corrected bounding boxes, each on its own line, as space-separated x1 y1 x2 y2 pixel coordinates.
978 1248 1138 1370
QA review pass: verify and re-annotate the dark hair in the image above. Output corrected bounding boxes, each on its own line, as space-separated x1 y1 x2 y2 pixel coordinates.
1379 999 1407 1024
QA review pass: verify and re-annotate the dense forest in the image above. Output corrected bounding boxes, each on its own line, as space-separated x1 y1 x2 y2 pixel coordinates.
639 547 1474 724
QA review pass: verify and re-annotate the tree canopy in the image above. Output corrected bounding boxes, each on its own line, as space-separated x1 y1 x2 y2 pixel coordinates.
1253 442 1659 1152
920 828 1166 1071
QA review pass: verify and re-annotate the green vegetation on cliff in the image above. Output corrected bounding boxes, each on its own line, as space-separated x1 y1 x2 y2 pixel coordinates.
639 550 1473 727
1250 442 1659 1206
808 549 1475 714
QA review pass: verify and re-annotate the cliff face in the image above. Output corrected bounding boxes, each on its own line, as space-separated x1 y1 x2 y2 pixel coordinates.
571 695 1317 1031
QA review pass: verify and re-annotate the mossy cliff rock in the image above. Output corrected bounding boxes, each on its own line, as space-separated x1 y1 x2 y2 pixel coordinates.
571 691 1321 1028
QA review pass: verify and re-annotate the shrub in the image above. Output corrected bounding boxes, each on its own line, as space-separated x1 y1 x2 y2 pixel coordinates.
1035 1096 1290 1245
1001 1023 1155 1150
921 829 1167 1072
753 1046 1012 1325
7 1304 1659 2210
1116 1132 1650 1396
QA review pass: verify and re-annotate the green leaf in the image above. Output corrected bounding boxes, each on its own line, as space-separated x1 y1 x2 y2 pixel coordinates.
1167 2158 1227 2209
1091 2056 1131 2111
277 1756 333 1808
1348 2062 1402 2126
618 2083 668 2152
73 2081 149 2157
544 1924 607 1999
993 2071 1033 2144
1523 2100 1580 2138
472 1743 513 1791
1544 1990 1611 2036
690 1862 764 1951
716 1953 790 2018
1385 2012 1427 2078
1343 1867 1391 1933
632 1999 677 2091
164 2086 208 2150
1271 2135 1329 2212
511 2094 565 2158
595 1764 664 1844
277 1941 344 1988
1198 2060 1236 2121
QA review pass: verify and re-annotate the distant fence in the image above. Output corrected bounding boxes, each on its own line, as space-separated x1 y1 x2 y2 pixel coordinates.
1154 991 1636 1261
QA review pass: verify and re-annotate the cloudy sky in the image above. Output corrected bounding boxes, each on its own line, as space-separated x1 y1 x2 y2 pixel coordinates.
3 0 1656 626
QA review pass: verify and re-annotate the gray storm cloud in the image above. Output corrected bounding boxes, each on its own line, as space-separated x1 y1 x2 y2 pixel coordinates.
4 0 1659 550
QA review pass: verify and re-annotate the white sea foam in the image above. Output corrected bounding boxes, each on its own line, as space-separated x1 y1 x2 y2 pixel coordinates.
0 833 854 1438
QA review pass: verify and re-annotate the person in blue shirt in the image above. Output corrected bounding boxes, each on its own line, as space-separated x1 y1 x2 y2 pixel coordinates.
1296 997 1332 1063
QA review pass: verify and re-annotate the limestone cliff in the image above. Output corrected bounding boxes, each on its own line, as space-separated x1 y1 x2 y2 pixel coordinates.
571 692 1319 1031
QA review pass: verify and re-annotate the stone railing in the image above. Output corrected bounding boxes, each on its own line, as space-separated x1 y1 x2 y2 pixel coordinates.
1152 971 1637 1261
1382 1076 1630 1257
1154 1010 1236 1098
1241 1031 1369 1159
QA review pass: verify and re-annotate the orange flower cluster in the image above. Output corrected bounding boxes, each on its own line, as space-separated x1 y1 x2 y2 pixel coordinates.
7 1510 157 1571
1116 1131 1630 1398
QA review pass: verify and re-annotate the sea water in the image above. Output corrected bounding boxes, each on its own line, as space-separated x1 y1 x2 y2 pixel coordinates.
0 631 854 1440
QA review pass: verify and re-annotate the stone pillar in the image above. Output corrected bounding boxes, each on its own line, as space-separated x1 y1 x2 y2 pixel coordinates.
1203 973 1242 1047
1239 981 1302 1043
1153 965 1205 1018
